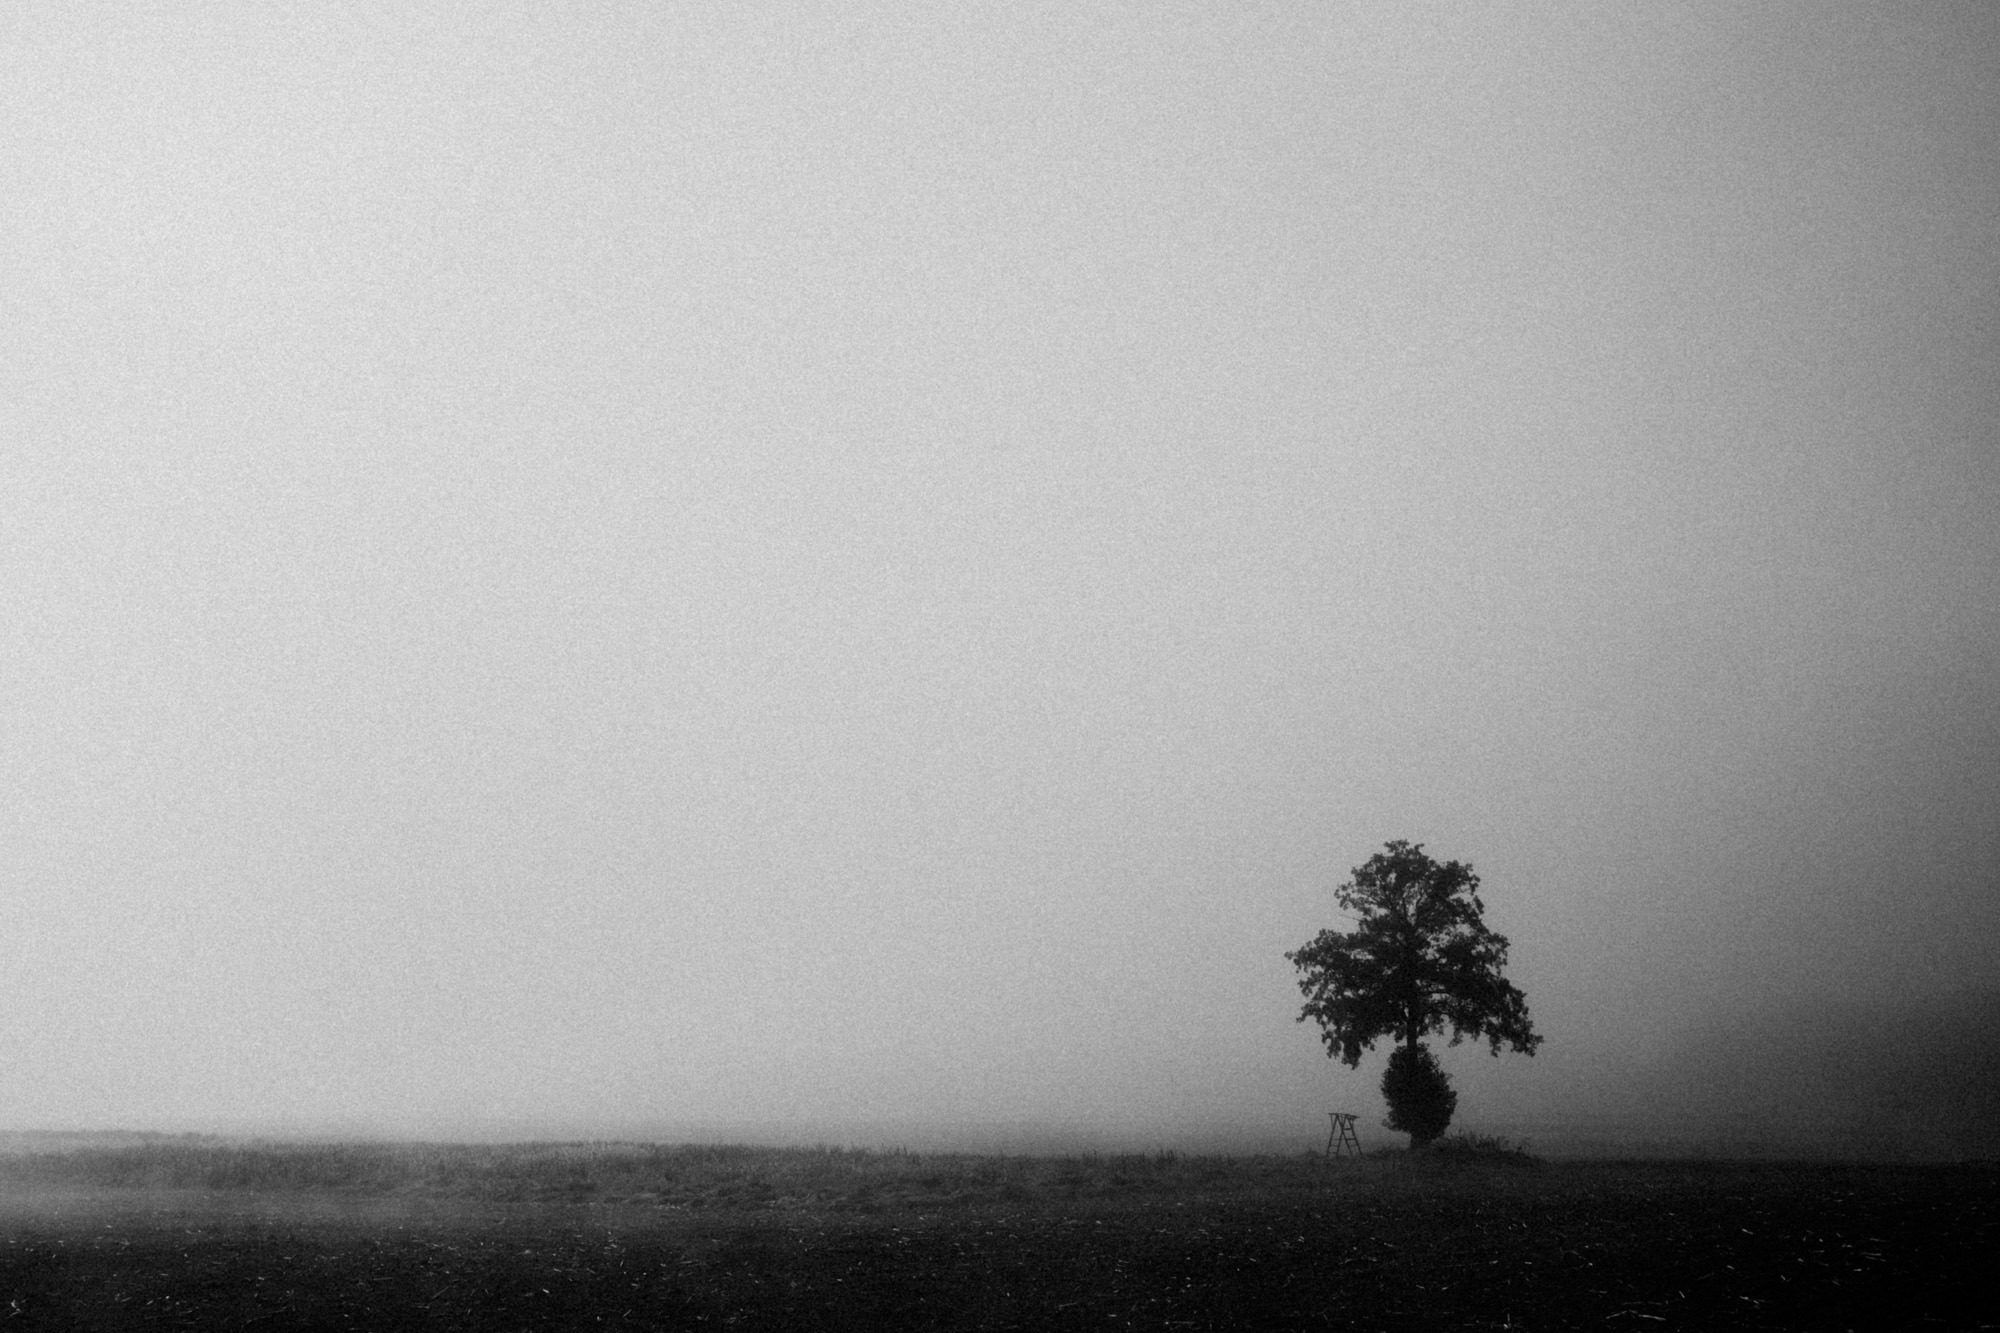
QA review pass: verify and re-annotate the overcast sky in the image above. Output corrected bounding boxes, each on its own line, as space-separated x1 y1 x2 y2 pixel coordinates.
3 2 1996 1151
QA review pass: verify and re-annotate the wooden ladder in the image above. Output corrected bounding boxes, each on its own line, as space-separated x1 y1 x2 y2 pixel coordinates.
1325 1111 1361 1160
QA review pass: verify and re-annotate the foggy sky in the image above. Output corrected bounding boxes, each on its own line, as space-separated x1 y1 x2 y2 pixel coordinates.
4 3 1996 1154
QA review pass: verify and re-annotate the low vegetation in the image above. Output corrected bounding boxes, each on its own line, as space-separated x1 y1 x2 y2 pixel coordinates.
0 1135 1562 1211
1426 1131 1542 1166
0 1137 1338 1209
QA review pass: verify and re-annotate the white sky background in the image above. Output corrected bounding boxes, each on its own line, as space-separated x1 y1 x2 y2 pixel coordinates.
3 3 1996 1144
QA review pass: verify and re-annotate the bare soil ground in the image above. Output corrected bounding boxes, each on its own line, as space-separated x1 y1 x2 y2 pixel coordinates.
0 1143 1992 1329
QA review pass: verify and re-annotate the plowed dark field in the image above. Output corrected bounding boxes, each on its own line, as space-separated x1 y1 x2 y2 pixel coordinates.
1 1148 1992 1330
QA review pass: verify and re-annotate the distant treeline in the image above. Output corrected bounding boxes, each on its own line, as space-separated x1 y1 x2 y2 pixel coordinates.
0 1129 224 1152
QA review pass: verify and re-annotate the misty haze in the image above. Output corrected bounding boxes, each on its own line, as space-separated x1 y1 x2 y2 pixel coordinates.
5 2 1997 1169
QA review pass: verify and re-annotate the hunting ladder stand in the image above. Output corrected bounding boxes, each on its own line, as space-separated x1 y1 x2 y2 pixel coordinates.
1325 1111 1361 1161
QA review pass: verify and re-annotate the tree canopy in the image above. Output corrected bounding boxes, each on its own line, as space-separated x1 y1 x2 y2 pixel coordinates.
1288 840 1541 1068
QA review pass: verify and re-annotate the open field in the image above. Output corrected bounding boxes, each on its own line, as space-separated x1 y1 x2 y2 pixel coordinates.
0 1138 1993 1329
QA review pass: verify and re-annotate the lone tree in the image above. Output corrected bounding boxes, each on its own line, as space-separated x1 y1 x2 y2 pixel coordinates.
1288 840 1541 1148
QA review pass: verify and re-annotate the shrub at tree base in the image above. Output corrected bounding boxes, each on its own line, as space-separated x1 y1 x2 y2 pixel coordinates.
1380 1045 1457 1148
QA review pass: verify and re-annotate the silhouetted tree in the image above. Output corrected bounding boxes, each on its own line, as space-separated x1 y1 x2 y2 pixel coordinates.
1288 840 1540 1147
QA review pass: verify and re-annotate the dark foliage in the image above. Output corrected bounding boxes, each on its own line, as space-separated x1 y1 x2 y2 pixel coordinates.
1381 1045 1458 1147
